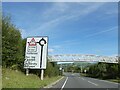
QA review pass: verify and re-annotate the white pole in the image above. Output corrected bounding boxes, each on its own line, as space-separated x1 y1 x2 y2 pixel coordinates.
81 66 82 73
26 69 29 76
41 69 44 80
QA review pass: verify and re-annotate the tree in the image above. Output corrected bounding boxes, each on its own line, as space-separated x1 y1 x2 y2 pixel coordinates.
44 61 59 77
97 63 107 79
2 15 23 69
18 38 27 71
88 62 119 79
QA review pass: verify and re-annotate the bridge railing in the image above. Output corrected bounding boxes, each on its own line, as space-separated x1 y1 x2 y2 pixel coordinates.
48 54 119 63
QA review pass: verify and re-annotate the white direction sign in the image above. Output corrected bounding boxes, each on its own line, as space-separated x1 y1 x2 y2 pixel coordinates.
24 37 48 69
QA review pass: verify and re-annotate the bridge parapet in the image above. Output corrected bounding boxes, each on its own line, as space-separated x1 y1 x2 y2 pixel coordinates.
48 54 119 63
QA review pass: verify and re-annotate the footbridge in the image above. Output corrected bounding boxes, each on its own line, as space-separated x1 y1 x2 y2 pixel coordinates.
48 54 119 63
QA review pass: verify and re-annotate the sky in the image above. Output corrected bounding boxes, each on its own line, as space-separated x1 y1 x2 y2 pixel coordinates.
2 2 118 56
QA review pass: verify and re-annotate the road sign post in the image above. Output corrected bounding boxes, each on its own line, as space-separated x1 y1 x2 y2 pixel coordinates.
24 37 48 80
39 38 47 80
41 69 44 80
26 69 29 76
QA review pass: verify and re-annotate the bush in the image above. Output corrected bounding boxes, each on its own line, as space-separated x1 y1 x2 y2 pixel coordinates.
87 62 119 79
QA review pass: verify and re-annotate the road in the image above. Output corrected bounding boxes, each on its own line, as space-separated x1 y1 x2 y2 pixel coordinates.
48 72 119 90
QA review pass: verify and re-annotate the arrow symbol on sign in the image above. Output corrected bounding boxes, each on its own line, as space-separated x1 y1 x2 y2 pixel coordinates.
39 38 47 68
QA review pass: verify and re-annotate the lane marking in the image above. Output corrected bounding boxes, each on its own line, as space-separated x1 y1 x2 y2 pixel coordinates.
82 78 85 80
61 77 68 90
79 77 85 80
88 81 98 86
88 78 118 85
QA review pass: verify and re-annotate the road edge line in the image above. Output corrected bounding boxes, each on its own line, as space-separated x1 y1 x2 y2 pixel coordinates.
43 76 64 88
100 79 119 84
61 77 68 90
90 77 119 84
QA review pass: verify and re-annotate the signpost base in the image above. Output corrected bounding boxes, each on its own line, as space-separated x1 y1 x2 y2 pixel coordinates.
26 69 29 76
41 69 44 80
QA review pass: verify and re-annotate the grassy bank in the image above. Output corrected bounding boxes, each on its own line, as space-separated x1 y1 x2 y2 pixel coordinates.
107 79 120 83
80 73 89 77
2 68 62 88
80 73 120 83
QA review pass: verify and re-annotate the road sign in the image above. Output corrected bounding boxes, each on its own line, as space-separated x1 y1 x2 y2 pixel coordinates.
24 37 48 69
28 38 37 52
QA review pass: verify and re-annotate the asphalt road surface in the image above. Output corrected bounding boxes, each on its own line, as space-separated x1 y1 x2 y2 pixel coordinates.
49 72 119 90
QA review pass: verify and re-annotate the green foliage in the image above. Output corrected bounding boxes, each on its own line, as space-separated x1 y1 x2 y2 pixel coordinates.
87 62 119 79
2 15 23 68
18 38 27 71
63 63 81 73
118 62 120 78
44 62 60 77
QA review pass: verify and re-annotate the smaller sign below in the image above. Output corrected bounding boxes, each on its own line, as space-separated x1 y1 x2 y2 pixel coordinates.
24 56 38 67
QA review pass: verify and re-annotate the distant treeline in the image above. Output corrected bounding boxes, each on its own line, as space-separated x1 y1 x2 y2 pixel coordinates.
84 62 120 79
2 15 60 77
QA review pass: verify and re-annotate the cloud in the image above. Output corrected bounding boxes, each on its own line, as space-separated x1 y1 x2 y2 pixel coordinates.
34 15 68 34
29 2 105 35
52 45 61 49
48 48 54 53
86 26 118 38
20 28 27 38
48 45 62 54
105 10 118 15
43 3 69 17
110 54 118 57
48 45 65 54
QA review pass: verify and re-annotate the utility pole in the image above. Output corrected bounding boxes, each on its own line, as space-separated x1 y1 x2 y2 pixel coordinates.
41 69 44 80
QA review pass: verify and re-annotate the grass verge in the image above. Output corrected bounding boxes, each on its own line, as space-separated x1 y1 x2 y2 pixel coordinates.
80 73 89 77
2 68 62 88
107 79 120 83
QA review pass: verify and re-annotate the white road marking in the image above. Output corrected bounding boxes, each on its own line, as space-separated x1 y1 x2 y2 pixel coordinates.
82 78 85 80
88 81 98 86
61 77 68 90
89 78 118 85
79 77 85 80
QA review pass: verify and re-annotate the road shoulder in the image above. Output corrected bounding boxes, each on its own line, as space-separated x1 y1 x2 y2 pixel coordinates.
44 76 64 88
